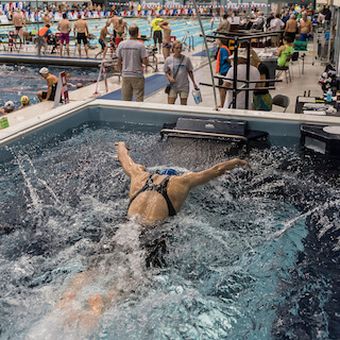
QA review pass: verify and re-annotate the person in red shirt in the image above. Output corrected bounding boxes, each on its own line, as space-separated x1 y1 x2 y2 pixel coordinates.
36 24 51 56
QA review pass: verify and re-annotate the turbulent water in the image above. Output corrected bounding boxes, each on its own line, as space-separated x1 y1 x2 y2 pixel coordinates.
0 64 100 108
0 123 339 339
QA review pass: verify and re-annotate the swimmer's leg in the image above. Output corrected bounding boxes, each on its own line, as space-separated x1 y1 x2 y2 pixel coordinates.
57 271 95 308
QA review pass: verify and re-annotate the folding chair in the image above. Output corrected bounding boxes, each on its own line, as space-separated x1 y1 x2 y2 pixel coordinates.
272 94 290 112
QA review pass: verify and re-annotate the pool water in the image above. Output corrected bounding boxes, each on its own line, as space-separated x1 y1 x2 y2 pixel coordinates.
0 64 100 108
0 123 339 339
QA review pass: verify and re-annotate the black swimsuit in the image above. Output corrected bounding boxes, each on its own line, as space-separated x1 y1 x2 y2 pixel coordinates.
128 174 177 216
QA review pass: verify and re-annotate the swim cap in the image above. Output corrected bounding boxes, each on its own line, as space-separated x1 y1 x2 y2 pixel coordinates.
158 168 178 176
20 95 30 105
39 67 49 75
4 101 14 111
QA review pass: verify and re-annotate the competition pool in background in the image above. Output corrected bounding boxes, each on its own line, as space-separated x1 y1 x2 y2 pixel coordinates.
0 17 213 47
0 119 339 339
0 64 100 108
0 18 213 107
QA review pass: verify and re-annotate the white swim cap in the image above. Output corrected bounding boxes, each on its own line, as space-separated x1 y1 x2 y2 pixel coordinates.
4 101 14 111
39 67 49 75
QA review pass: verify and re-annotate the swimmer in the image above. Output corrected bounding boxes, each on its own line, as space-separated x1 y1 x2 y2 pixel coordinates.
115 17 127 42
57 13 72 57
41 141 247 336
74 14 90 58
12 9 25 43
37 67 58 102
0 101 15 115
19 95 30 109
95 22 110 59
159 20 171 60
116 141 247 226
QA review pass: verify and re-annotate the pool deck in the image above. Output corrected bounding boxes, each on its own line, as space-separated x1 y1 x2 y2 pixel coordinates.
1 45 340 145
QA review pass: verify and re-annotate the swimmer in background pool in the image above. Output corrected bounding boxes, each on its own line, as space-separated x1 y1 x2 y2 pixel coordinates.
116 141 247 225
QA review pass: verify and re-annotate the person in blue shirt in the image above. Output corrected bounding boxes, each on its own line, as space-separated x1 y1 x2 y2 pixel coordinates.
215 38 231 107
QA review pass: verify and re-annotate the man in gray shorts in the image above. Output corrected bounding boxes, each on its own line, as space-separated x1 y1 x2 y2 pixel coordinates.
116 24 148 102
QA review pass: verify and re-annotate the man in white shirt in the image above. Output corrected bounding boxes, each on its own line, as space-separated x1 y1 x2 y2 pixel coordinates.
270 14 284 46
223 49 260 110
270 13 285 31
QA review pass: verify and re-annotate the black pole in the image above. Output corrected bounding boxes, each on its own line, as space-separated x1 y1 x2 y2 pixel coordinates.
245 42 251 110
232 37 238 109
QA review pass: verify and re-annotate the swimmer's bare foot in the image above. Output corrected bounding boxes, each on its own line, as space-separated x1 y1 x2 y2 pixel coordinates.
237 159 248 167
87 294 105 316
57 291 77 308
57 272 94 309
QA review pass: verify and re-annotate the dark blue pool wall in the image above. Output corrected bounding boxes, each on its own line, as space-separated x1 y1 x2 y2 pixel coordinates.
0 104 301 162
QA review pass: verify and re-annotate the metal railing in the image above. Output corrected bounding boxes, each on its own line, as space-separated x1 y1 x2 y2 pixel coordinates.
182 31 195 52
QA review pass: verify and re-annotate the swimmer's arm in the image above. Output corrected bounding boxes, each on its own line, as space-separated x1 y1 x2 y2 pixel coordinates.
116 142 146 177
159 21 167 29
181 158 248 188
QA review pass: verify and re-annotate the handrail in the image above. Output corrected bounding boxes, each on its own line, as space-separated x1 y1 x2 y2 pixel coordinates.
94 60 114 95
214 75 282 84
200 82 276 91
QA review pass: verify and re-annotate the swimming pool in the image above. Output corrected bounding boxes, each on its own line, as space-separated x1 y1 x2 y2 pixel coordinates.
0 17 213 48
0 64 100 108
0 18 212 108
0 103 339 339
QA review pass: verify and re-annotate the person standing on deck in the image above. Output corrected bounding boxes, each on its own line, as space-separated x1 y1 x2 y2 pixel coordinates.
151 14 163 52
269 13 284 47
107 12 119 41
95 22 110 59
74 14 89 58
12 9 25 43
285 14 297 41
164 40 198 105
159 20 172 61
36 24 52 56
57 13 72 56
117 24 148 102
299 13 312 41
115 17 127 46
42 10 52 25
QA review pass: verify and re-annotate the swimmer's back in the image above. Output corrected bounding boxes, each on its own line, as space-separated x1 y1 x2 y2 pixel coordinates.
127 173 190 226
